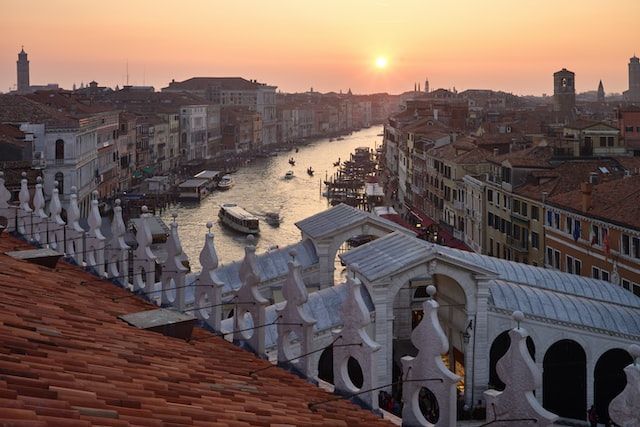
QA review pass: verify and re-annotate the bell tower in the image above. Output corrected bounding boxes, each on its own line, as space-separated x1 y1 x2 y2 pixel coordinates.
553 68 575 121
17 47 30 94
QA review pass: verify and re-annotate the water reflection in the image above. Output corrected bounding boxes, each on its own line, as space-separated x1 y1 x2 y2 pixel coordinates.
162 125 383 270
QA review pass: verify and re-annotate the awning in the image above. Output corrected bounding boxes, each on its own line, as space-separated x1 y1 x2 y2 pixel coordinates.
143 166 155 174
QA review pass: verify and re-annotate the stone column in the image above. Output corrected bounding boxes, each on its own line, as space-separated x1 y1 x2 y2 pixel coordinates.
463 313 475 410
470 278 491 409
372 284 393 390
315 241 333 288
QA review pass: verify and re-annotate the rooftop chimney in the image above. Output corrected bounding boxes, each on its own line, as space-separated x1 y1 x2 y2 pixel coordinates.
493 148 499 156
589 172 598 184
580 182 593 212
541 191 548 203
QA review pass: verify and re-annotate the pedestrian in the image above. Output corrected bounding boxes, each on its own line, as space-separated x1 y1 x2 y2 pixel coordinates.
587 405 598 427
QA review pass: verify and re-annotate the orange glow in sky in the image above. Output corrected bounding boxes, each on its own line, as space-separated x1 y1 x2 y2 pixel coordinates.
1 0 639 95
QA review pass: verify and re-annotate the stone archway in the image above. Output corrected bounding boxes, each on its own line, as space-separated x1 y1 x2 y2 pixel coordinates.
543 339 587 420
594 348 633 424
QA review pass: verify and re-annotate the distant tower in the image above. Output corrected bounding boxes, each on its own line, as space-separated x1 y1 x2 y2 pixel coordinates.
414 82 417 92
425 78 429 93
597 80 605 102
418 82 421 92
553 68 576 120
16 47 30 94
624 55 640 102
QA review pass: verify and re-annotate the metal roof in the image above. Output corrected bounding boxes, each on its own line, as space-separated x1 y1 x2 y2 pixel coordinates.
178 178 209 188
295 203 415 240
341 231 640 338
220 279 375 349
185 239 319 301
220 204 258 221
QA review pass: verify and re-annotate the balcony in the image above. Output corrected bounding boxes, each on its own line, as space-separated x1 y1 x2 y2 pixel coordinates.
453 200 464 211
507 236 528 253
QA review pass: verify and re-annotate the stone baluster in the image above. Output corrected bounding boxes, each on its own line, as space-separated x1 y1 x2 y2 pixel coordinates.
332 265 380 410
17 172 32 236
401 285 460 427
132 206 157 298
609 344 640 427
84 191 106 276
233 235 269 356
195 222 224 332
483 311 558 427
65 186 85 265
0 171 16 233
160 213 189 310
47 181 66 252
31 176 47 245
106 199 130 288
276 249 317 377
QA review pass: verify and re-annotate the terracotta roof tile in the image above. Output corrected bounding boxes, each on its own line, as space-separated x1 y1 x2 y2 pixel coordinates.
0 235 391 426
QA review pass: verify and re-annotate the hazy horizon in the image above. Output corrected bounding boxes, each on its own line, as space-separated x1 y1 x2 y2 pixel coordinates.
2 0 639 96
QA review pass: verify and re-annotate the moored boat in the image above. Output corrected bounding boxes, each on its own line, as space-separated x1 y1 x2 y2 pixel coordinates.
265 212 281 227
307 167 314 176
218 204 259 234
285 170 294 179
217 175 233 190
288 157 296 165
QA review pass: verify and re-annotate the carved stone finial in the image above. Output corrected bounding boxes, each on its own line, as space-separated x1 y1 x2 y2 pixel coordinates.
513 310 525 328
426 284 436 298
401 285 460 425
36 176 42 184
484 323 558 426
115 198 121 206
21 171 26 178
141 205 148 214
206 221 213 231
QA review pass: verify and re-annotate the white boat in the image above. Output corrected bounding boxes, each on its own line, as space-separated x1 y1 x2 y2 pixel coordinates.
218 204 259 234
265 212 281 227
217 175 233 190
284 171 294 179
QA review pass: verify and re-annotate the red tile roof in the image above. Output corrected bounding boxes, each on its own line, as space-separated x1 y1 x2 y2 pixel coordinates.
547 175 640 230
0 235 391 426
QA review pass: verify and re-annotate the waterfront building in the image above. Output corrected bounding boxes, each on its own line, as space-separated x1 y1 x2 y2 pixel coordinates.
221 106 262 153
163 77 277 146
545 174 640 296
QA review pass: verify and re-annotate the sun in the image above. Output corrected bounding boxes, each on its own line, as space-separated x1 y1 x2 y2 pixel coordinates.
375 56 388 69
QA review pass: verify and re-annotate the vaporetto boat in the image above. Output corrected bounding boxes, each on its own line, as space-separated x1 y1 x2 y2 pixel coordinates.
218 204 260 234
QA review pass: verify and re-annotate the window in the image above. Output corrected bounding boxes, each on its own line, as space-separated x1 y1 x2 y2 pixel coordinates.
566 217 573 234
521 202 527 217
602 270 610 282
622 234 630 255
574 259 582 275
566 255 574 274
547 248 561 269
554 251 560 270
592 267 600 280
632 237 640 259
622 279 631 290
54 172 64 195
554 213 560 229
55 139 65 160
634 284 640 297
592 225 600 245
488 212 494 227
546 248 553 265
531 206 539 220
489 238 494 256
607 136 614 147
513 200 520 214
626 126 634 132
531 232 540 249
599 136 607 147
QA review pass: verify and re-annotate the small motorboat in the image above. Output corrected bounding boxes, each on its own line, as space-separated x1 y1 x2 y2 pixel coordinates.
307 167 314 176
288 157 296 165
336 136 345 141
265 212 281 227
217 175 233 190
295 148 299 153
329 138 335 142
284 170 294 179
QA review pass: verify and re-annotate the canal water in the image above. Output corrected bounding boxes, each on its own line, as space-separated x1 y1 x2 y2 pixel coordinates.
162 125 383 270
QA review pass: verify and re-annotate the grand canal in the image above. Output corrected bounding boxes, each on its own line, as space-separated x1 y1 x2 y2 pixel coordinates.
162 125 383 270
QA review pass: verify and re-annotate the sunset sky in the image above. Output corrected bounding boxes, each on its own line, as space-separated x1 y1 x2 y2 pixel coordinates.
1 0 639 95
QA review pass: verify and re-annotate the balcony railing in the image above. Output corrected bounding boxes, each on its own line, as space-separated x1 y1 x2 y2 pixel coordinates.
507 236 528 252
